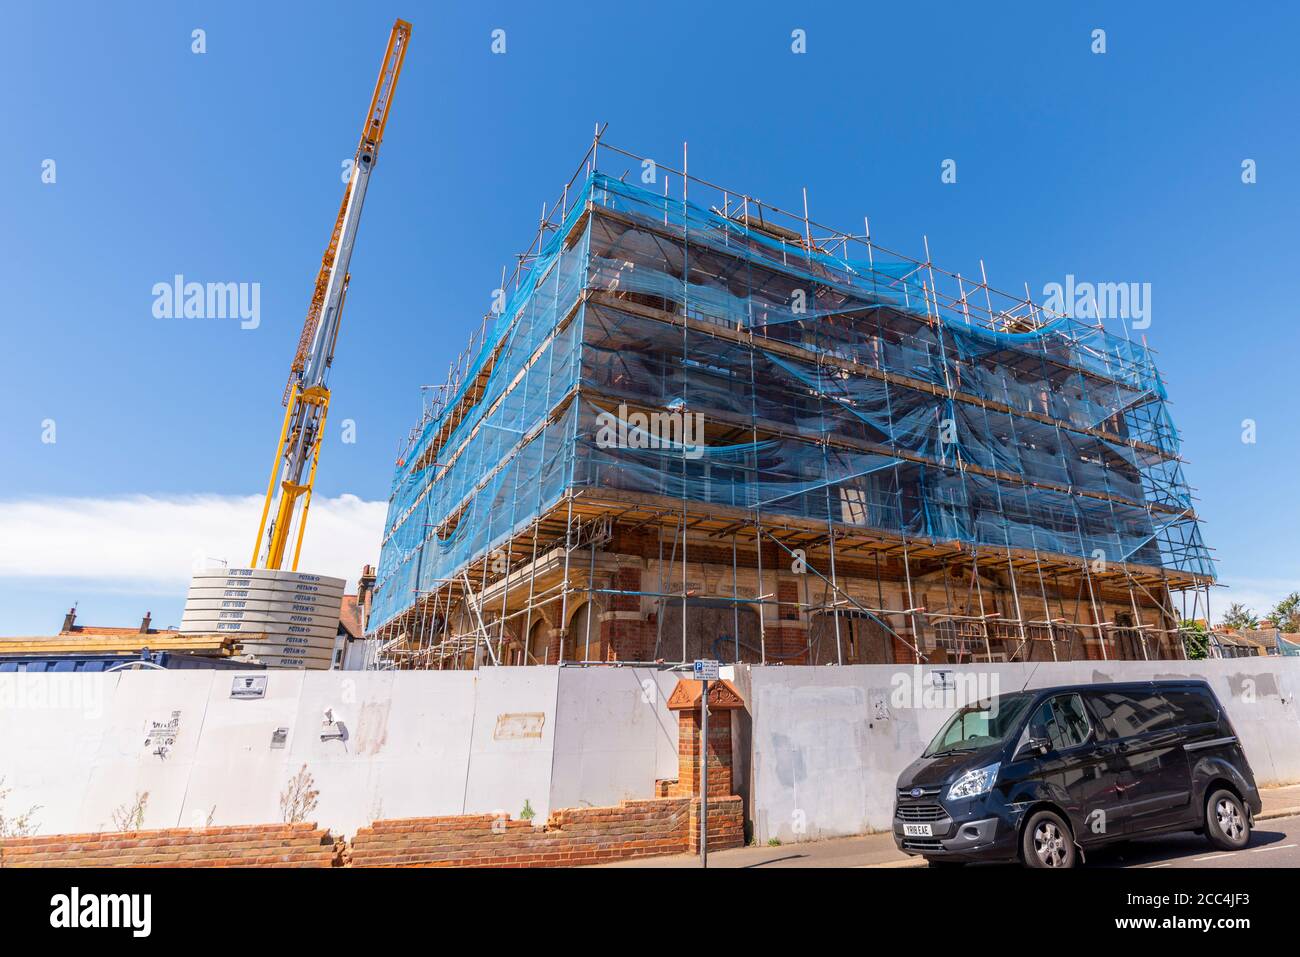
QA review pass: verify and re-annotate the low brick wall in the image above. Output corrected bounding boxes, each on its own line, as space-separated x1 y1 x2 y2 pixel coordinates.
351 795 744 867
689 796 745 854
0 800 746 868
0 823 337 868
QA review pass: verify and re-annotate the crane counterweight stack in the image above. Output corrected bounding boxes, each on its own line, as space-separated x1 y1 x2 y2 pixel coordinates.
180 19 411 670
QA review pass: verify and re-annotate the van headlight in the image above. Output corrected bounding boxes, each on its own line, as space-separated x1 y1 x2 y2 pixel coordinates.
946 762 1001 801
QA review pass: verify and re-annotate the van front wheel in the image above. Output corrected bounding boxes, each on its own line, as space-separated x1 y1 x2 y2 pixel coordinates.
1022 810 1077 868
1205 789 1250 850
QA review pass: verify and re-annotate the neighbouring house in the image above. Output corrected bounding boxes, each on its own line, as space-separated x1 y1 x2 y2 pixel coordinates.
330 565 378 670
1222 624 1295 658
0 607 252 671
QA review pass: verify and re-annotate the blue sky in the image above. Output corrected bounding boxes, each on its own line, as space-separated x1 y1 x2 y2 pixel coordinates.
1 0 1297 634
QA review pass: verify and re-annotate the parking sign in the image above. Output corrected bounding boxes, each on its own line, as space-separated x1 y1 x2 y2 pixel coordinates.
693 659 720 681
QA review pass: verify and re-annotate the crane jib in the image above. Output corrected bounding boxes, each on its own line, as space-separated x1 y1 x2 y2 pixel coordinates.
304 155 371 389
250 19 411 572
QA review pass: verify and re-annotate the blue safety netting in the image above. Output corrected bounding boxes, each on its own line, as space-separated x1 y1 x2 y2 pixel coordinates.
369 172 1212 632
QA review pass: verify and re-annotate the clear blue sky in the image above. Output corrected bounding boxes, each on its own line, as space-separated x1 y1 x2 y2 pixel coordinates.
2 0 1297 633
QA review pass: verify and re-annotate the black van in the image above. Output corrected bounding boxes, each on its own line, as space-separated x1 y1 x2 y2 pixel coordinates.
893 680 1261 868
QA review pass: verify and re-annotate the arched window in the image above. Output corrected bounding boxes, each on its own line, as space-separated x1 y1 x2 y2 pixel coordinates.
811 612 892 664
564 603 602 662
527 618 549 665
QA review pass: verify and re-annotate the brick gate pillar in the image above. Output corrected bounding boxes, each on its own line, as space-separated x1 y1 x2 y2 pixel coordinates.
666 677 745 851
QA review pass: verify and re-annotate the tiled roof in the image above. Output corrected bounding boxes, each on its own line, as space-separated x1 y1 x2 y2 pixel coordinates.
338 595 362 640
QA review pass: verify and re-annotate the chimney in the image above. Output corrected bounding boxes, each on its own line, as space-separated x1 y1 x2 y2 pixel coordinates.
139 611 152 634
358 564 377 631
61 606 77 633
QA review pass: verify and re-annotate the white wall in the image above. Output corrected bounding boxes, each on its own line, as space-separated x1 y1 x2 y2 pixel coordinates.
0 666 677 839
11 659 1290 847
549 667 680 812
740 658 1300 845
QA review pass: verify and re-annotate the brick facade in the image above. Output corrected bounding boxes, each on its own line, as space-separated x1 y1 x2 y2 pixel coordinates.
768 624 811 665
601 616 657 662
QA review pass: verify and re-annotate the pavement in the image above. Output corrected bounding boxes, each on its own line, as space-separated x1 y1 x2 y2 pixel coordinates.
596 782 1300 869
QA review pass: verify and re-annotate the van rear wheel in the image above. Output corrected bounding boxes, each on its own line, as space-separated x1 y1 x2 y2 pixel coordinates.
1205 789 1250 850
1022 810 1077 868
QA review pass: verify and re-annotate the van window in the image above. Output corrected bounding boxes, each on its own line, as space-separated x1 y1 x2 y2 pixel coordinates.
1087 689 1172 738
1026 693 1092 751
923 693 1034 757
1162 689 1219 725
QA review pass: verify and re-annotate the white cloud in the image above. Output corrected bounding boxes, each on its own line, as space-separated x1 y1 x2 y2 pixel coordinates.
0 493 385 592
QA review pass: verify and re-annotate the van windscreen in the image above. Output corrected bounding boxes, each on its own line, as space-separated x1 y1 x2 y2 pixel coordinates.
923 693 1033 757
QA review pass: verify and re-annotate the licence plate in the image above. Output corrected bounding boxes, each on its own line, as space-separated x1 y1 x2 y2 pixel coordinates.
903 823 933 837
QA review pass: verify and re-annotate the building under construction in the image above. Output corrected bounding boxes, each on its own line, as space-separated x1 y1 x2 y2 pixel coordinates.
367 137 1216 670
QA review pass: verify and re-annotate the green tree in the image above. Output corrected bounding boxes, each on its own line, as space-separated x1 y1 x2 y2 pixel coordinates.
1180 619 1210 660
1267 592 1300 633
1221 602 1258 632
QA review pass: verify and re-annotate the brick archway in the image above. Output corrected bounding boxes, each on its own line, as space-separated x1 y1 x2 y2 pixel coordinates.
657 601 762 664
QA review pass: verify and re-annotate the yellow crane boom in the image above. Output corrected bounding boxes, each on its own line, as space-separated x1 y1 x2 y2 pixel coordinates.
251 18 411 570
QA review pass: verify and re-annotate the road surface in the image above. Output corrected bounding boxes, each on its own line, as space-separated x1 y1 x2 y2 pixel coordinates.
1089 814 1300 869
599 813 1300 869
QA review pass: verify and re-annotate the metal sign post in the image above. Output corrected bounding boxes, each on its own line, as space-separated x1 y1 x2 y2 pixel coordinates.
693 659 720 868
700 675 708 868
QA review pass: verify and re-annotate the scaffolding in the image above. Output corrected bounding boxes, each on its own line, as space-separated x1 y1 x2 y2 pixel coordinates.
367 133 1220 670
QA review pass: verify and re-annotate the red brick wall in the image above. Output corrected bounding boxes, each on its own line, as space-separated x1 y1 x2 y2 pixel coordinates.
768 625 811 664
0 823 336 868
672 708 733 797
349 796 742 867
688 796 745 854
609 566 642 611
891 633 918 664
777 578 801 620
602 617 656 662
0 801 749 869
